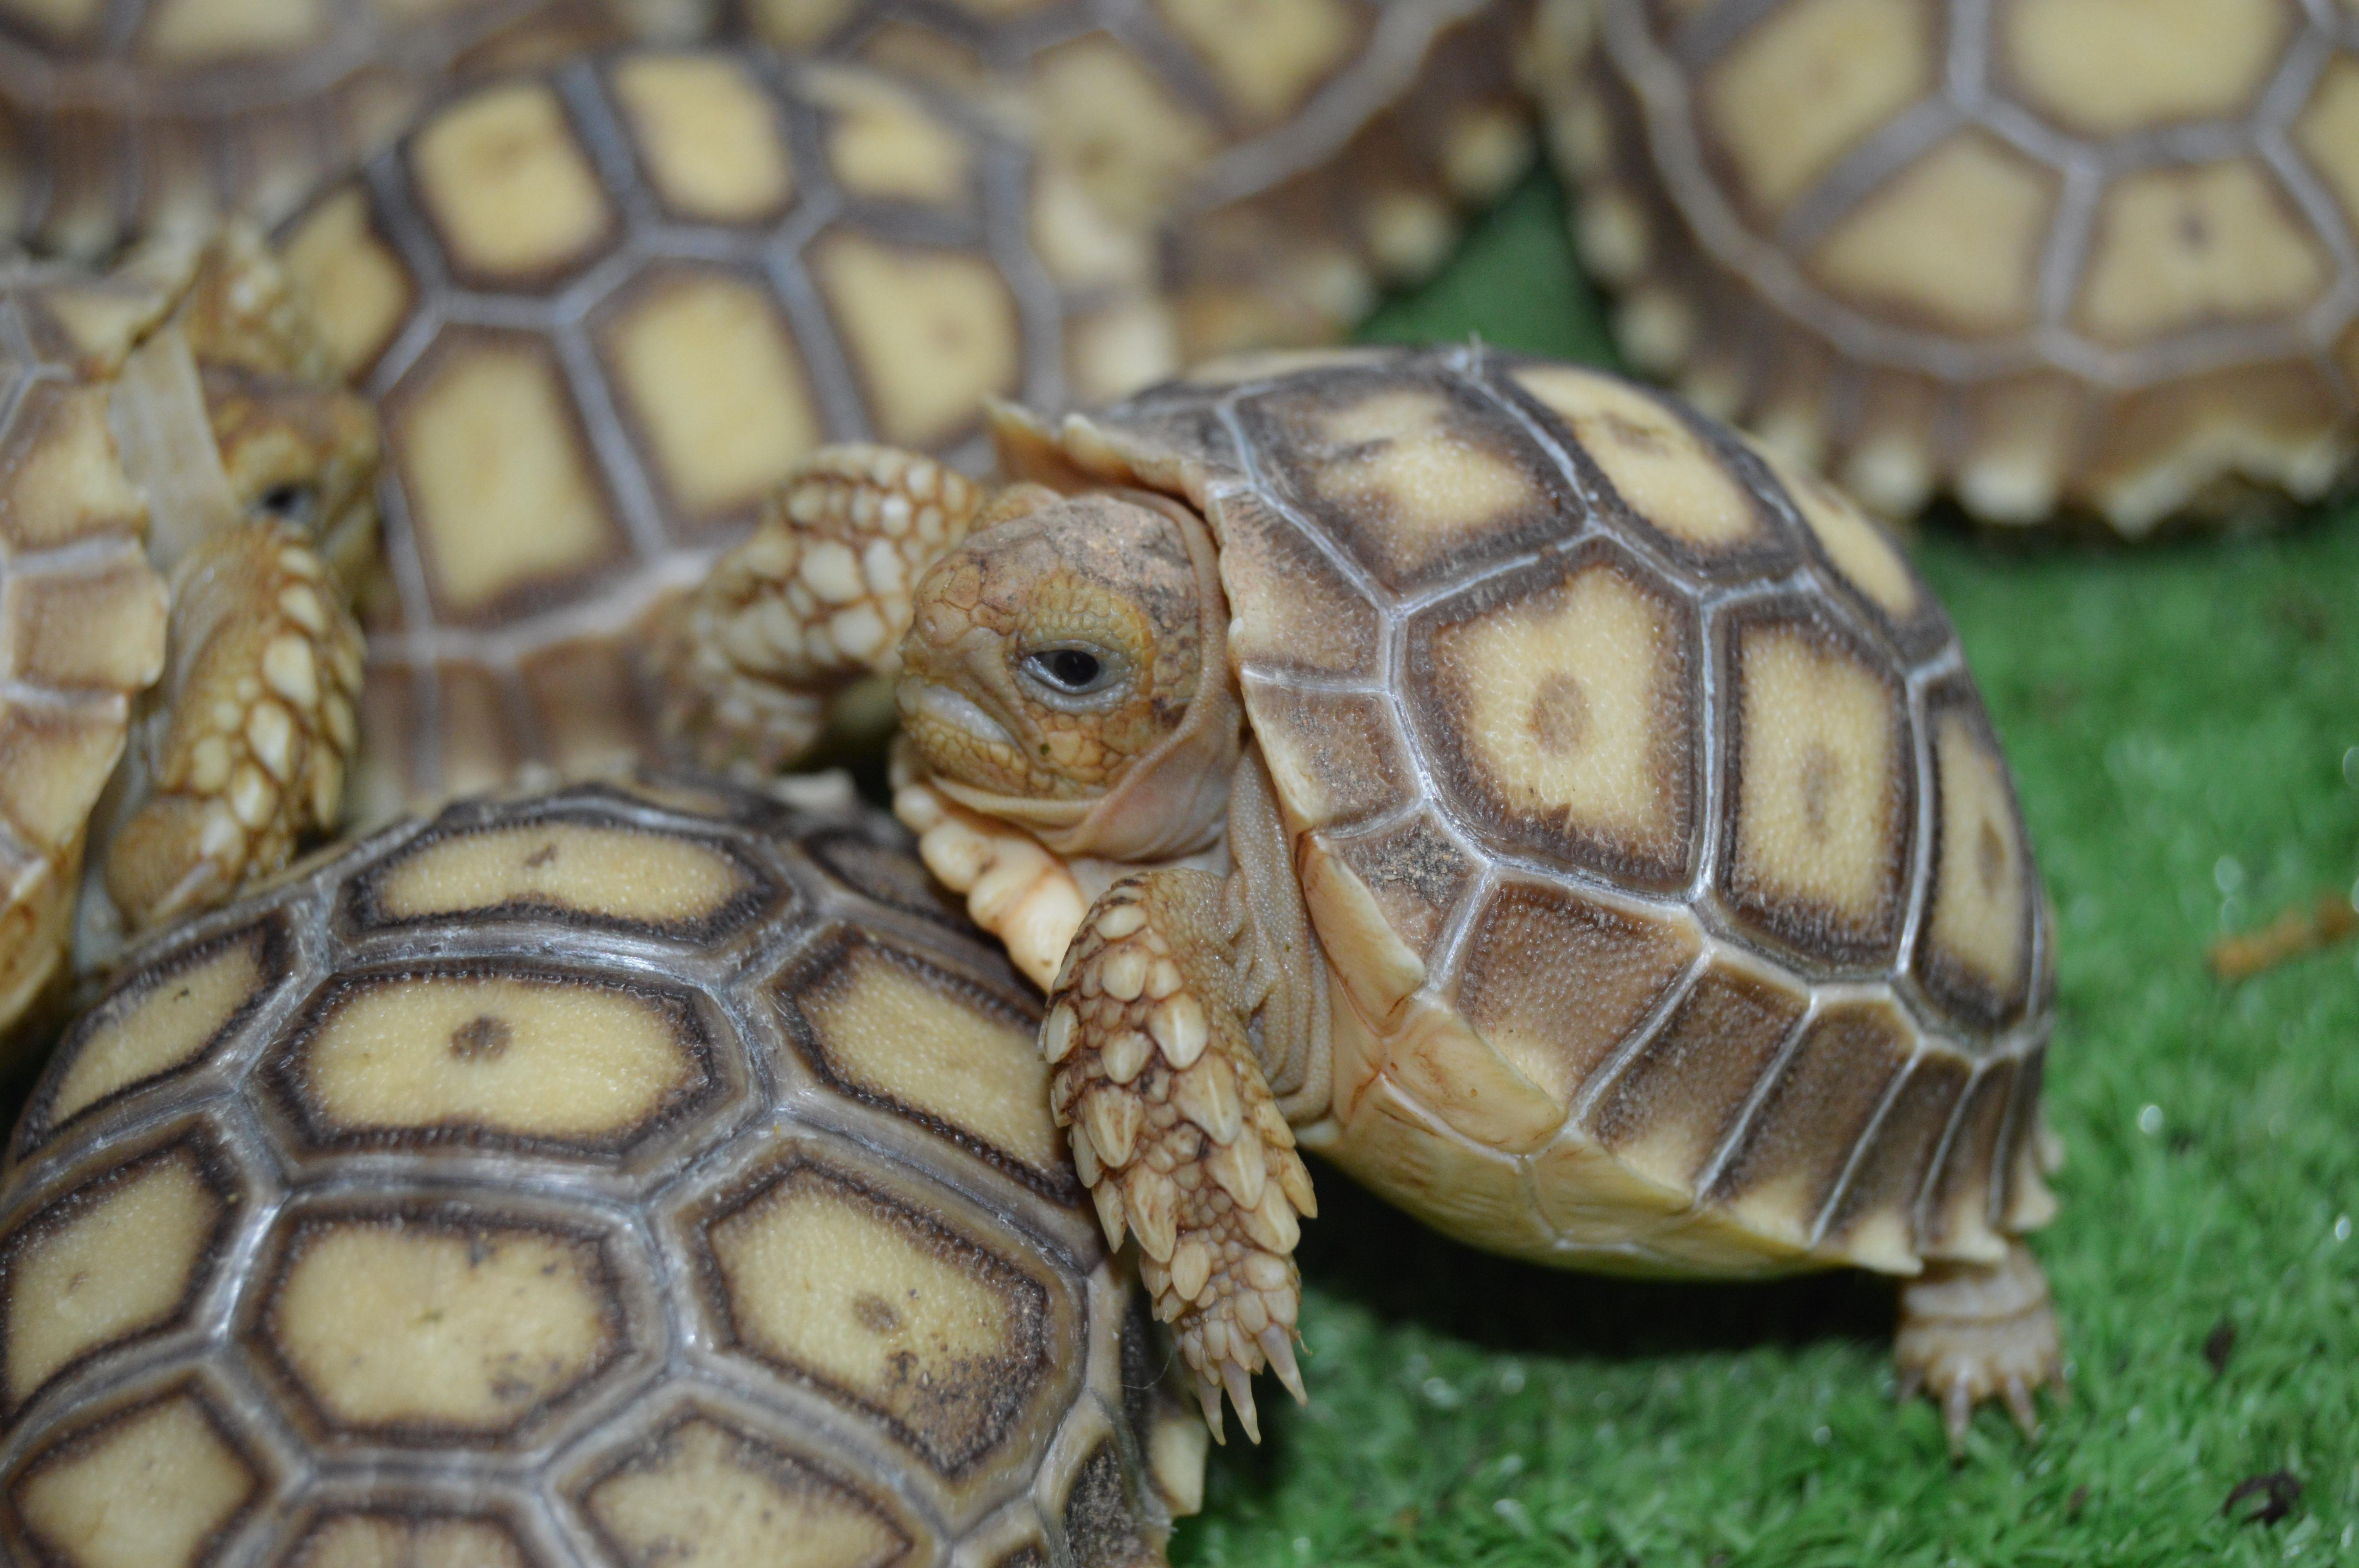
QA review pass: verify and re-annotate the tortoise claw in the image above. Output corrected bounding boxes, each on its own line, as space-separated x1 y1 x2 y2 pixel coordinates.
1893 1241 2063 1458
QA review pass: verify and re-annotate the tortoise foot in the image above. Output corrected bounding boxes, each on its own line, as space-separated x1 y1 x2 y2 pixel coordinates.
1894 1240 2063 1458
1047 872 1316 1444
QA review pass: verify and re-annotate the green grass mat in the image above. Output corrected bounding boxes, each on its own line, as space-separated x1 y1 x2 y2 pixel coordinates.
1164 174 2359 1568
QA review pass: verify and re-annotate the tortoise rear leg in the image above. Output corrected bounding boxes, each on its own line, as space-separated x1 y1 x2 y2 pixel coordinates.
1047 870 1319 1443
1894 1239 2063 1457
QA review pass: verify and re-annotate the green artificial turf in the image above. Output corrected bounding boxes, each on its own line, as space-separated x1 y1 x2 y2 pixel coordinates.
1165 174 2359 1568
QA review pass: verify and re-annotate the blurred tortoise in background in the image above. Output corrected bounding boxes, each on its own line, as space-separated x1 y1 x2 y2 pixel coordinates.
0 775 1206 1568
738 0 1536 352
1528 0 2359 533
0 230 374 1059
672 344 2066 1453
280 24 1527 820
0 0 700 259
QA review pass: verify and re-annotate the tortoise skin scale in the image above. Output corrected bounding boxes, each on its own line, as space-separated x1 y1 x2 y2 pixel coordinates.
1000 344 2059 1281
0 777 1203 1568
1530 0 2359 532
0 0 688 260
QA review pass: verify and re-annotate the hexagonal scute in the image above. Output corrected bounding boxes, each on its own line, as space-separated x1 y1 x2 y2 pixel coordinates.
6 1384 267 1568
1817 1047 1968 1270
278 1507 539 1568
405 80 618 290
276 185 420 383
573 1409 918 1568
810 229 1022 452
1408 543 1703 892
811 66 976 207
345 804 781 947
384 330 628 627
250 1204 631 1448
775 936 1069 1198
0 1137 237 1415
1804 129 2058 341
267 965 727 1160
2071 158 2331 348
15 917 287 1157
2000 0 2293 137
799 825 969 932
1715 599 1915 970
1755 445 1946 655
594 265 826 530
1700 0 1936 218
697 1156 1053 1477
1583 954 1810 1201
608 53 798 227
1236 365 1576 595
1505 363 1796 578
1913 684 2039 1030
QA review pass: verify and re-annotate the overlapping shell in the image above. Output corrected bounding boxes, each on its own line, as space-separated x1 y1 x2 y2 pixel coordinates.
1000 344 2057 1278
1532 0 2359 532
0 777 1202 1568
0 0 685 258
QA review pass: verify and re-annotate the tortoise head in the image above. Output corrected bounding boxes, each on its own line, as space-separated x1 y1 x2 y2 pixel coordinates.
896 488 1209 804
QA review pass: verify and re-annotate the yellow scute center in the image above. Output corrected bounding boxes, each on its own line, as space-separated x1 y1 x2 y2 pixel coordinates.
2003 0 2289 136
16 1396 254 1568
586 1418 907 1568
1927 712 2030 996
614 54 796 223
1310 386 1546 575
1730 626 1902 924
268 1222 615 1430
812 234 1019 450
1432 563 1689 867
296 974 698 1143
411 83 612 281
708 1169 1042 1467
1514 367 1760 548
1704 0 1932 216
49 935 265 1126
791 946 1060 1174
5 1152 220 1408
374 821 751 928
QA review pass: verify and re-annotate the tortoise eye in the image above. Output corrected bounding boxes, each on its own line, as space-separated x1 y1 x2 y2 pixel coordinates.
258 483 318 528
1020 644 1120 701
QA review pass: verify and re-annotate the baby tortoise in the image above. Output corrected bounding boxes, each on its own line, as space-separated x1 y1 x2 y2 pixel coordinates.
671 344 2066 1454
0 775 1204 1568
1527 0 2359 532
0 230 374 1058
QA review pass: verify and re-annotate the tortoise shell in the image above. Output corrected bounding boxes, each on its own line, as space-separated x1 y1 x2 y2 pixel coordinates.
285 33 1519 819
1000 343 2057 1278
0 259 177 1036
1528 0 2359 532
0 0 677 259
0 776 1202 1568
740 0 1537 351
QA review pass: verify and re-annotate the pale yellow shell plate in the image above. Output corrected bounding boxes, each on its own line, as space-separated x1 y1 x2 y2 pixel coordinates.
0 779 1202 1568
1008 346 2058 1280
1534 0 2359 531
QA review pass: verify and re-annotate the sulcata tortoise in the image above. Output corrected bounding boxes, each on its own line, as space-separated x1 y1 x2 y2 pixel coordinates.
0 0 697 259
0 230 374 1058
670 344 2066 1453
281 27 1526 820
0 775 1205 1568
1527 0 2359 532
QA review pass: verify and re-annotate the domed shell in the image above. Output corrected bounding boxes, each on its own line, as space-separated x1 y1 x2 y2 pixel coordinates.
0 0 673 258
0 777 1203 1568
289 29 1523 820
1530 0 2359 533
0 259 180 1036
1001 344 2057 1281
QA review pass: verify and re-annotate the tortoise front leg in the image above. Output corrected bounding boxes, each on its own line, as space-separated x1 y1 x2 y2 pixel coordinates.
103 524 362 933
663 445 980 775
1048 869 1319 1443
1894 1239 2063 1457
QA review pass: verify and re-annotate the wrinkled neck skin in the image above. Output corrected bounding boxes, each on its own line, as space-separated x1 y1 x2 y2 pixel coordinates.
895 492 1333 1125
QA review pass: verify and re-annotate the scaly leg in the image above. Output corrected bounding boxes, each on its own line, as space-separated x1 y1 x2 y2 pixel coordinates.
1894 1239 2064 1457
663 445 979 775
102 524 363 933
1047 870 1318 1443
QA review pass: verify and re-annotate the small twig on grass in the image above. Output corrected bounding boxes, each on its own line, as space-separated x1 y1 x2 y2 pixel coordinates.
2208 892 2357 980
2201 1318 2236 1377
